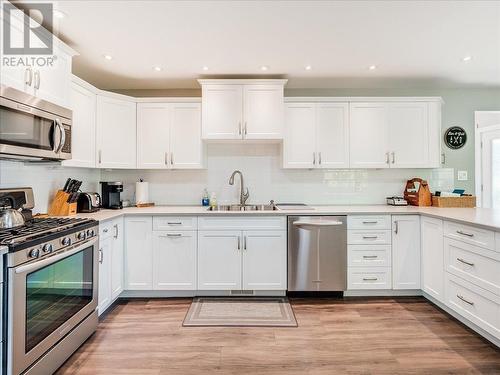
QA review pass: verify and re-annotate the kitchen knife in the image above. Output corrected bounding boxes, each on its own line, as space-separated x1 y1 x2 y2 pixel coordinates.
63 178 71 192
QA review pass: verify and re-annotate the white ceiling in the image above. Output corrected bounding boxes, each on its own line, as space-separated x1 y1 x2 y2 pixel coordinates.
52 0 500 90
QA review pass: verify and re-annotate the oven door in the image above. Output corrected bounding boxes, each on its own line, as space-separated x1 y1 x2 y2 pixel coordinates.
7 237 98 375
0 95 71 161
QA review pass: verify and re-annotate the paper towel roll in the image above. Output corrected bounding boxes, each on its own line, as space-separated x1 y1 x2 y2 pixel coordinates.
135 182 149 204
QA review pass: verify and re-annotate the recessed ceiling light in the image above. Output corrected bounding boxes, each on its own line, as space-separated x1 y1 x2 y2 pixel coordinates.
202 66 209 71
260 65 269 71
305 65 312 71
462 56 472 62
153 66 162 72
53 9 66 19
103 54 113 61
368 65 377 70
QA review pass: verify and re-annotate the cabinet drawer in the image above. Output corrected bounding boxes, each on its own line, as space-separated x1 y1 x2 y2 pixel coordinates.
348 245 391 267
153 216 197 231
444 221 495 250
348 230 391 245
348 267 392 289
445 274 500 338
445 238 500 296
198 216 286 231
99 220 114 239
347 215 391 230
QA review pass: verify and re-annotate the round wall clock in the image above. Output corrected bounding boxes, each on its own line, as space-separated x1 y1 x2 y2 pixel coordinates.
444 126 467 149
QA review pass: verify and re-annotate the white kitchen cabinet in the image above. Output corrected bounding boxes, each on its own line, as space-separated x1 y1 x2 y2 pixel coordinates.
283 102 349 169
392 215 421 289
137 102 203 169
242 230 287 290
97 236 112 315
350 101 441 169
388 102 429 168
201 84 243 139
349 103 390 168
111 218 124 299
170 103 203 168
200 80 286 141
421 217 444 302
243 85 284 139
96 94 137 169
153 231 197 290
198 231 242 290
62 77 97 168
124 216 153 290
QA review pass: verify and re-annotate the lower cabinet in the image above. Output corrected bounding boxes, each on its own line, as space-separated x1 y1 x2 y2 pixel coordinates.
421 217 444 302
392 215 421 289
198 229 287 290
152 231 197 290
125 216 153 290
98 217 124 315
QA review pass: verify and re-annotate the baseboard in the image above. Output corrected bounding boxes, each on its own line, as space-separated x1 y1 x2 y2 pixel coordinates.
119 290 287 298
344 289 422 297
423 292 500 348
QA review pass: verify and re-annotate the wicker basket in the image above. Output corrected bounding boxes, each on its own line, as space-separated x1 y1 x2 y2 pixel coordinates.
431 196 476 208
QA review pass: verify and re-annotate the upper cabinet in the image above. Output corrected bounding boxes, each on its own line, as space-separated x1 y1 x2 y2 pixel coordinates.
62 76 97 168
137 101 204 169
350 100 442 169
0 2 77 108
199 79 287 141
96 94 137 169
283 102 349 169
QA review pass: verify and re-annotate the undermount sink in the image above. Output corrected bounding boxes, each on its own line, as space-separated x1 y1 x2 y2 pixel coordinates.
207 204 278 211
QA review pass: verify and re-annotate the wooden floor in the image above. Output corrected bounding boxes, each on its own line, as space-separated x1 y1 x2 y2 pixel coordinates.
56 297 500 375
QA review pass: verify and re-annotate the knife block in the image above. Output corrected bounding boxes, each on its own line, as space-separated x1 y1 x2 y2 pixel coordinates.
48 190 77 216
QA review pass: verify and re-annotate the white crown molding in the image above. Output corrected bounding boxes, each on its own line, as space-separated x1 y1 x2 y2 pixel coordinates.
198 79 288 86
284 96 444 103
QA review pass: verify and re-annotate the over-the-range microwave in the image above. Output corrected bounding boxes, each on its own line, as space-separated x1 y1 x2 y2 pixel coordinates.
0 84 72 161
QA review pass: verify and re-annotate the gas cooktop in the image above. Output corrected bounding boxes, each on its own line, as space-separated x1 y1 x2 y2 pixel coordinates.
0 217 96 251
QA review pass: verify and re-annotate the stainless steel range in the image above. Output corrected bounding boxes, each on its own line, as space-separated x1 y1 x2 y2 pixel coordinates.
0 188 98 375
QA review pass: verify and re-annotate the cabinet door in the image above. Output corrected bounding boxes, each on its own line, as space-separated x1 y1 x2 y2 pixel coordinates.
170 103 204 169
34 45 72 108
62 81 96 168
136 103 170 169
392 215 421 289
201 85 242 139
96 95 137 168
124 217 153 290
388 102 429 168
421 217 444 302
111 218 124 300
283 103 316 168
242 230 286 290
349 103 390 168
153 231 196 290
316 103 349 168
198 231 242 290
243 84 284 139
98 236 112 315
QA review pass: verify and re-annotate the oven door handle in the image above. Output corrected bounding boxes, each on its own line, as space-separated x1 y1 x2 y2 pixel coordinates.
15 237 98 274
55 119 65 154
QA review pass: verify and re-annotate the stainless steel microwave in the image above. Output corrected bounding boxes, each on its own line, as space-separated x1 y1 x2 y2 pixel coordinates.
0 84 72 161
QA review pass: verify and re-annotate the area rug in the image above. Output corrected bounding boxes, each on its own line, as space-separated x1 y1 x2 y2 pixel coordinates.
182 297 297 327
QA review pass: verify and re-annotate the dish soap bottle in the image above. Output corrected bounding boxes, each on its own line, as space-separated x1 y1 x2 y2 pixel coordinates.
209 192 217 208
201 189 210 207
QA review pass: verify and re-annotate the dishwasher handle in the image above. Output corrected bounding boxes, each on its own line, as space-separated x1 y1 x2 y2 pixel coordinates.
293 220 344 227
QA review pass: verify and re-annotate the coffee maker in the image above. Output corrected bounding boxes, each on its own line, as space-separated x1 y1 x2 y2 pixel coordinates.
100 182 123 209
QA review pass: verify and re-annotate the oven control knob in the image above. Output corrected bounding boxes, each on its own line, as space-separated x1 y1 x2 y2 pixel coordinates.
86 229 95 237
42 244 53 253
77 232 86 240
61 237 71 246
29 248 40 258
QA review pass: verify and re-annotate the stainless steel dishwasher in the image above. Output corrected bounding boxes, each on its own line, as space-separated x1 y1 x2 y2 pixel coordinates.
288 216 347 291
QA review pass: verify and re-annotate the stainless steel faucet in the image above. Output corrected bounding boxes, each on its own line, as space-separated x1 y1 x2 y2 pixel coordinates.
229 170 249 206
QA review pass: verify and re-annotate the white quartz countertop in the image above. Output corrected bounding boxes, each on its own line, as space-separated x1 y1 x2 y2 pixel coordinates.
74 205 500 232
